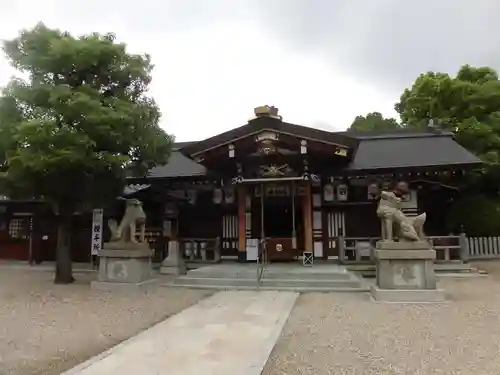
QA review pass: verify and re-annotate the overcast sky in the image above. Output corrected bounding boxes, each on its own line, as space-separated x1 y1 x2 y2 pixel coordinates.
1 1 499 141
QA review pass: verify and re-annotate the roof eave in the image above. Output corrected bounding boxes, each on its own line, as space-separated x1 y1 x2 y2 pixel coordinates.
345 161 483 174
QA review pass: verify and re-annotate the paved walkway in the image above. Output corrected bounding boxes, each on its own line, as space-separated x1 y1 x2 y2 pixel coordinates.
62 291 298 375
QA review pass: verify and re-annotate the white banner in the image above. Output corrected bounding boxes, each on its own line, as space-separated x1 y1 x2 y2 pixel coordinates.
91 209 104 256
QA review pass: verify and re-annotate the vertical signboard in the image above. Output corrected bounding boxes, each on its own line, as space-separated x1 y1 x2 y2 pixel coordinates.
91 209 104 256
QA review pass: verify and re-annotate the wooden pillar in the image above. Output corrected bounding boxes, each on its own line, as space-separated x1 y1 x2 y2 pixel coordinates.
302 182 313 253
237 185 247 262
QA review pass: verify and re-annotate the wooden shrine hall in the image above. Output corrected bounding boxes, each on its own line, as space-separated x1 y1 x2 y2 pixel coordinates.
126 105 481 263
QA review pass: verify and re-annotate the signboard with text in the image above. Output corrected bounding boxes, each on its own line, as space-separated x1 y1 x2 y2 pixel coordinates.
91 209 104 256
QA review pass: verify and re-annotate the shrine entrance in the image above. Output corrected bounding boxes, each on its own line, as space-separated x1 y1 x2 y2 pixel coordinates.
248 180 308 262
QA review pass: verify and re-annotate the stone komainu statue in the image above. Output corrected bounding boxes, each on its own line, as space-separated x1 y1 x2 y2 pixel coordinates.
108 198 147 244
376 189 426 242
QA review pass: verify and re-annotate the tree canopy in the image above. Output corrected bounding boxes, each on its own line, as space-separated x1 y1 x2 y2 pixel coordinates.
0 23 173 283
446 194 500 236
349 65 500 166
395 65 500 164
347 65 500 232
348 112 401 133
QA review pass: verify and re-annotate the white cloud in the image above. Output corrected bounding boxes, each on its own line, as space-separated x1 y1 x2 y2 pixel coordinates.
0 0 397 142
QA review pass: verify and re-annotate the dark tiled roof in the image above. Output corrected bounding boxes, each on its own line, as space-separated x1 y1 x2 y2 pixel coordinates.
340 127 454 139
147 151 207 178
347 133 481 171
173 141 196 150
180 117 358 156
147 127 481 178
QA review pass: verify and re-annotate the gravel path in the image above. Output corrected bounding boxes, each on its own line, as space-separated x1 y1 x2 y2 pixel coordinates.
263 262 500 375
0 268 212 375
4 262 500 375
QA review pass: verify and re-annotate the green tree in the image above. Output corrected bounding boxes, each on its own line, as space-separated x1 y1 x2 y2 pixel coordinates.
446 194 500 236
396 65 500 232
348 112 402 132
396 65 500 164
0 24 173 283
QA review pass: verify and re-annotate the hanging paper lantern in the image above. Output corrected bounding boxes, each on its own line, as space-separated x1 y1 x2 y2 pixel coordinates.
337 184 348 201
224 187 235 204
245 195 252 210
213 188 223 204
323 183 334 202
164 202 178 218
187 189 197 205
367 183 379 200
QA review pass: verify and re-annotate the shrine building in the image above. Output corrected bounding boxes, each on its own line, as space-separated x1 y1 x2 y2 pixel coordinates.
124 106 482 263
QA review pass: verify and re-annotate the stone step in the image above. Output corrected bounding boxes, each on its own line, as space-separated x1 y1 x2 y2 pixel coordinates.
437 272 488 278
347 263 476 276
435 263 475 272
186 270 355 281
166 283 370 293
172 276 363 289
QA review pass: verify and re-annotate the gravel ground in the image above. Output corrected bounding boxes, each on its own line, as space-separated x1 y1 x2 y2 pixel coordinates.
263 262 500 375
0 267 212 375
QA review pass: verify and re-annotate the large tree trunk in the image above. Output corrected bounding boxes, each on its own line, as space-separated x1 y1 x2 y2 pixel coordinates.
54 207 75 284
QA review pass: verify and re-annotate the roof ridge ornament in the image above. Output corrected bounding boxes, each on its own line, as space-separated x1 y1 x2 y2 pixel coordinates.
250 105 283 121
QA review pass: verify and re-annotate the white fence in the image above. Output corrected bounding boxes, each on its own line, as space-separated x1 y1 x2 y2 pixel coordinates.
467 236 500 259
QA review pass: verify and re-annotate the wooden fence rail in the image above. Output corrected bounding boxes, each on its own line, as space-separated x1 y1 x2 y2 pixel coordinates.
337 234 470 264
179 237 221 263
175 235 500 263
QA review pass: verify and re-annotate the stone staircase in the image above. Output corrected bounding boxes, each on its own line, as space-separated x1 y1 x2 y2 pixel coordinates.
346 261 483 278
165 263 369 292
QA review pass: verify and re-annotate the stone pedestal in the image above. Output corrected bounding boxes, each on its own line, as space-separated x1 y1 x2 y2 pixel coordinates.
371 240 445 303
91 243 155 291
160 240 187 275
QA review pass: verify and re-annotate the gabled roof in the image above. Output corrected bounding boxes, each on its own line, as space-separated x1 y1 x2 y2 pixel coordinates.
172 141 196 150
180 116 357 157
144 126 481 179
147 150 207 178
347 132 481 171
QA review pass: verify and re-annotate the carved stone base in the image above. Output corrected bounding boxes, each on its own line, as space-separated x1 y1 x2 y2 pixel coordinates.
160 241 187 275
92 249 154 290
371 240 445 303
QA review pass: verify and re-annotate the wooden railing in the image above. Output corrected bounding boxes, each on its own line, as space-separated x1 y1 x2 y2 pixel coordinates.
336 234 469 264
428 235 467 262
180 237 221 263
338 237 379 264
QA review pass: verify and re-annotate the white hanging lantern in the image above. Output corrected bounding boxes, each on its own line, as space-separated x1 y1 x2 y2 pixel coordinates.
213 188 223 204
187 189 197 205
323 183 334 202
367 183 379 200
245 195 252 210
337 184 348 201
224 187 235 204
